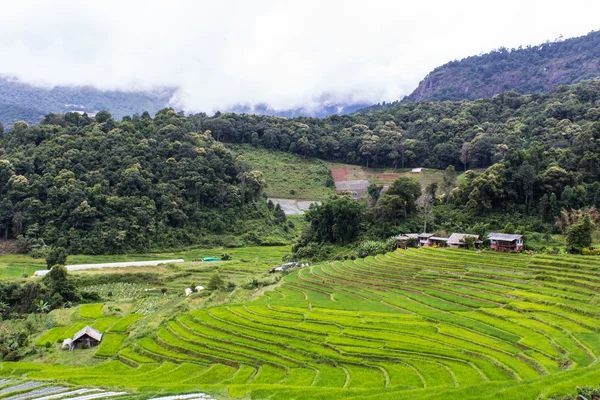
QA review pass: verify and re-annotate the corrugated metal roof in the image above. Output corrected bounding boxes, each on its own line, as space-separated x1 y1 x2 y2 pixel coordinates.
430 236 449 241
488 233 523 241
72 326 103 342
419 233 434 238
448 233 480 244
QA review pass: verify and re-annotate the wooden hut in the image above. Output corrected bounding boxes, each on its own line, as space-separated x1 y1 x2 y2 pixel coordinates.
69 326 102 350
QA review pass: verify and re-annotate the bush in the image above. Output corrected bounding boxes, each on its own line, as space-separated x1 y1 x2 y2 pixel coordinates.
356 240 388 258
207 273 225 290
582 247 591 255
45 247 68 269
221 252 232 261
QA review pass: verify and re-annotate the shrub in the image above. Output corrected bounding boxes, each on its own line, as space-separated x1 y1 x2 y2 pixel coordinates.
207 273 225 290
45 247 68 269
221 252 232 261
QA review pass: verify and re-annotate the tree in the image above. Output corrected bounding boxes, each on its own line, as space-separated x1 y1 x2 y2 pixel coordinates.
442 165 457 204
378 176 421 220
566 214 594 254
305 197 363 243
95 110 112 123
208 273 225 290
417 193 434 233
45 265 79 303
0 121 4 135
45 247 68 269
367 183 383 206
36 300 50 323
460 142 470 171
425 182 438 203
515 163 536 208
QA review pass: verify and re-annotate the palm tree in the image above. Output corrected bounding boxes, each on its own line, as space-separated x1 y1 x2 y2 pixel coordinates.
36 300 50 324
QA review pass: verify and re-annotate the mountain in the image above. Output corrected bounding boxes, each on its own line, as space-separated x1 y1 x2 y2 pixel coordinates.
0 76 175 127
0 76 369 128
402 30 600 103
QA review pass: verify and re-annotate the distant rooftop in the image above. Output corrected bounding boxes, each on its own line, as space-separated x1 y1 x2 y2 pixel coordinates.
488 233 523 241
448 233 480 244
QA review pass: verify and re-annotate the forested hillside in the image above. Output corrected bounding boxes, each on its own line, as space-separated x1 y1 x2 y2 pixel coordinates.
2 80 600 254
401 30 600 103
0 109 292 254
197 80 600 246
0 76 174 127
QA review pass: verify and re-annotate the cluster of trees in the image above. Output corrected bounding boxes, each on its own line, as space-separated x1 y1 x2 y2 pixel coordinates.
0 109 290 254
177 80 600 174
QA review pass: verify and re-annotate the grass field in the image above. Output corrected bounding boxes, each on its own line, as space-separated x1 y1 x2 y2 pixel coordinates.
228 145 337 201
3 248 600 399
0 245 290 280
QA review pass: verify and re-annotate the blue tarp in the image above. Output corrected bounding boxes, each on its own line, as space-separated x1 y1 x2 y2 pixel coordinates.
202 257 220 262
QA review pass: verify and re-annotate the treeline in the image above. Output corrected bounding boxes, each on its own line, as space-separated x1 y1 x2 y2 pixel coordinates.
189 80 600 172
0 109 292 254
197 80 600 221
2 80 600 255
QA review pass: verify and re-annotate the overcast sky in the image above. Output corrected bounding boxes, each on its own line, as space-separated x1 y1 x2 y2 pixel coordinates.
1 0 599 113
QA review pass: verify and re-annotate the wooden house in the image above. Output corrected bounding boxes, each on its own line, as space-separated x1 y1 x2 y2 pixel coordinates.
488 233 523 252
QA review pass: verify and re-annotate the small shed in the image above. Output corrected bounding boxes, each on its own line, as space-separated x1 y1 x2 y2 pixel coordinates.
429 236 449 247
448 233 482 248
69 326 102 350
488 233 523 252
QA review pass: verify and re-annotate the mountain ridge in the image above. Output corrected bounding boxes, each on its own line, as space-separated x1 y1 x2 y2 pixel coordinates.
402 29 600 103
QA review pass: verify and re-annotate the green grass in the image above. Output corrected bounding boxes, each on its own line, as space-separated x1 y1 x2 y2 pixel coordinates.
118 348 156 364
0 245 291 280
95 334 127 357
6 248 600 399
229 144 336 200
79 303 105 319
108 314 143 332
35 326 70 346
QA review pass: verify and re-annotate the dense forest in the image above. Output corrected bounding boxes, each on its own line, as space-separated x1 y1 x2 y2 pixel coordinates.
397 29 600 103
1 79 600 256
0 109 292 255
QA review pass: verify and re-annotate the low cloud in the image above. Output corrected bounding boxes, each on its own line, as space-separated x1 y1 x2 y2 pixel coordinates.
0 0 598 113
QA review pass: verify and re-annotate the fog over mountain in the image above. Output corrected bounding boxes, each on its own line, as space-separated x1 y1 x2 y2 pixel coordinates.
0 0 599 121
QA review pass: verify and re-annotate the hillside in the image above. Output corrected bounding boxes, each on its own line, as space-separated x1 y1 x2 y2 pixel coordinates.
2 248 600 399
0 109 296 254
401 30 600 103
0 76 174 126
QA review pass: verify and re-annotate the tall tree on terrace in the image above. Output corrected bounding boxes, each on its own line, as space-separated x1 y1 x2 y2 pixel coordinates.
378 176 421 221
417 192 434 233
566 214 594 254
442 165 457 204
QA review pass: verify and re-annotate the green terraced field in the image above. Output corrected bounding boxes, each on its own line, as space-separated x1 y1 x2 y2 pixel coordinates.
3 248 600 399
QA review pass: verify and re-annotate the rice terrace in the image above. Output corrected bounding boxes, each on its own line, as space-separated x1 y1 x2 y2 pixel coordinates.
2 247 600 399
